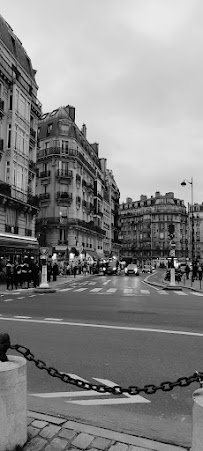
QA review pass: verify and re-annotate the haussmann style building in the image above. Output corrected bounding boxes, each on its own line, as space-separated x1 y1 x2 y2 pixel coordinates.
0 14 41 264
36 106 121 263
119 191 188 264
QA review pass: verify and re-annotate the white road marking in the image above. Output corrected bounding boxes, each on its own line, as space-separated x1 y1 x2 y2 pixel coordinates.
140 290 150 295
14 316 31 319
90 288 102 292
1 316 203 338
29 295 36 298
174 291 187 296
31 390 109 398
74 288 88 292
17 297 25 299
192 292 203 296
88 282 97 285
158 291 169 295
3 299 13 302
106 288 117 293
124 288 133 294
44 318 63 321
59 288 73 292
68 397 149 406
103 280 111 285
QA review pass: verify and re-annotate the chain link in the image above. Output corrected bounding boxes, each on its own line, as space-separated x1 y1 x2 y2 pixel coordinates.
10 343 203 396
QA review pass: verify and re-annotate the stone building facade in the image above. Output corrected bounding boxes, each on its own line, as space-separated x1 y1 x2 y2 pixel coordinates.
0 14 41 261
36 106 120 261
119 191 187 264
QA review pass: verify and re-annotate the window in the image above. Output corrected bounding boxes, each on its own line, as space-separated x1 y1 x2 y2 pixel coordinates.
7 124 11 148
9 94 13 110
47 124 53 135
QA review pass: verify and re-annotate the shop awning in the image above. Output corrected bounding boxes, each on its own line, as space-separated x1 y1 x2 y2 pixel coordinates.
0 233 39 248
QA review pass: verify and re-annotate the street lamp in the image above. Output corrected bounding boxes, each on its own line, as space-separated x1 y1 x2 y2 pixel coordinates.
181 177 194 284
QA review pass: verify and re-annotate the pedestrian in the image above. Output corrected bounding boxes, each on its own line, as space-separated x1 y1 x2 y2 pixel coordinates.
198 263 202 282
21 259 29 288
5 261 14 290
13 263 18 289
185 264 190 280
47 262 52 283
83 262 87 276
73 264 77 278
52 262 58 282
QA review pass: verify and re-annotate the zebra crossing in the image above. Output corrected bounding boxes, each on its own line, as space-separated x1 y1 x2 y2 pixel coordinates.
57 283 203 297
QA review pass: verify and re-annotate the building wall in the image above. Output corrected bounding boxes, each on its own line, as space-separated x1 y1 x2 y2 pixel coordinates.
119 192 187 263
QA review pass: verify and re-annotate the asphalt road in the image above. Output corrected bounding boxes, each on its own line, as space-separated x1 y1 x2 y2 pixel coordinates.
0 271 202 448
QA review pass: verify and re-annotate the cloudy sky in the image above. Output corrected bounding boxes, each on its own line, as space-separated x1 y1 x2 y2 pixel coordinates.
1 0 203 205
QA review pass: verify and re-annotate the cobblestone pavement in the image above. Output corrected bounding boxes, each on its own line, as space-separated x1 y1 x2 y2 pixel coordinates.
24 411 188 451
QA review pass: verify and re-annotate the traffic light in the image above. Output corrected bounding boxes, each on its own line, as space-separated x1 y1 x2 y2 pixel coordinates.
168 223 175 239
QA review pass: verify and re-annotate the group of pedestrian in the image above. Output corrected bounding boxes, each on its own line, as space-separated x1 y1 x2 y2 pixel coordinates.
47 262 59 282
5 258 39 290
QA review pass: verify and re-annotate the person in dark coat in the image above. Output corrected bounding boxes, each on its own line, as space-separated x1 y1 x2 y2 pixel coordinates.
185 264 190 280
5 261 14 290
47 263 52 283
52 263 58 282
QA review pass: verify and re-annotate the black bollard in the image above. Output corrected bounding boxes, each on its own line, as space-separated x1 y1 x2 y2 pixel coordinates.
0 332 11 362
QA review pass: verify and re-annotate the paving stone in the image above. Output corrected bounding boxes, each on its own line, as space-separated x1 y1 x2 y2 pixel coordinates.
32 420 48 429
27 417 33 426
91 437 113 450
23 437 48 451
58 428 77 440
129 447 153 451
45 437 67 450
27 426 40 439
39 424 61 438
71 432 95 449
109 444 129 451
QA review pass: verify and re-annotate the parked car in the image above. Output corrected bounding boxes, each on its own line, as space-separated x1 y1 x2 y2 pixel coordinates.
142 265 153 273
125 264 139 276
106 261 120 275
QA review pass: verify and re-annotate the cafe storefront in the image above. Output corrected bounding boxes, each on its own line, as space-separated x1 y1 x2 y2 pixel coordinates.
0 233 39 263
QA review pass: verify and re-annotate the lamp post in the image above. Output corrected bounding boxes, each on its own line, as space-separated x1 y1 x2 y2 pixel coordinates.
181 177 194 285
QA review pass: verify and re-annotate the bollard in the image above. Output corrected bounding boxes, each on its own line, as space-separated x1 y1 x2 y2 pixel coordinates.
191 387 203 451
0 333 27 450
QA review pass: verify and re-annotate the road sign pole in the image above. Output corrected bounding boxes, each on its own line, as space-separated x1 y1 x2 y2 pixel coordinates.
39 256 49 289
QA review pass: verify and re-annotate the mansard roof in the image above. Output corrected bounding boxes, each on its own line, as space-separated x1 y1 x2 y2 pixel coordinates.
0 14 36 81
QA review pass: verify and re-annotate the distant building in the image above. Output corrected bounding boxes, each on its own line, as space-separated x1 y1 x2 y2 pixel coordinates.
119 191 187 263
36 106 120 261
0 14 41 262
190 203 203 262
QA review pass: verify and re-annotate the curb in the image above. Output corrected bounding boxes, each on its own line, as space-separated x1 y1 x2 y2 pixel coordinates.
27 410 189 451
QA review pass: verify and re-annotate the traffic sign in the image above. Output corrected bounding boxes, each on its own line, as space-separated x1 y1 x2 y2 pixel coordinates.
40 247 49 256
170 249 175 257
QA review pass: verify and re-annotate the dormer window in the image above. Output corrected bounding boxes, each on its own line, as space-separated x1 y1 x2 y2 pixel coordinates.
47 124 53 136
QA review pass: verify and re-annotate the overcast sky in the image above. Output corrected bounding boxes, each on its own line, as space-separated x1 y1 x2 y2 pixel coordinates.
1 0 203 206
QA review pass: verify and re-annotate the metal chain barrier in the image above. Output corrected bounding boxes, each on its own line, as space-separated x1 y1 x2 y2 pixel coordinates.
9 342 203 396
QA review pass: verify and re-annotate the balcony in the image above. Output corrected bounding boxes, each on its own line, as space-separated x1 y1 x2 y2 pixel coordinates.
5 224 19 234
56 169 73 180
82 200 87 208
76 174 81 184
39 170 51 178
30 127 36 139
39 193 50 201
28 194 40 208
82 180 87 189
29 159 37 172
0 180 11 197
76 196 81 204
0 99 5 118
37 147 61 161
25 228 32 237
68 218 106 236
97 192 103 201
56 192 73 204
87 182 94 193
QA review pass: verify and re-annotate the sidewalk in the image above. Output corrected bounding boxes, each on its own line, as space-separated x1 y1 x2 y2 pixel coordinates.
145 269 203 293
0 273 90 295
24 411 188 451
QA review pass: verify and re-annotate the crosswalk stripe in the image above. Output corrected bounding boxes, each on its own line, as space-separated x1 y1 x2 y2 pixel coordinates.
124 288 133 293
4 299 13 302
192 292 203 296
90 288 103 292
106 288 117 293
74 288 88 292
88 282 97 285
157 291 169 295
174 291 187 296
140 290 150 294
